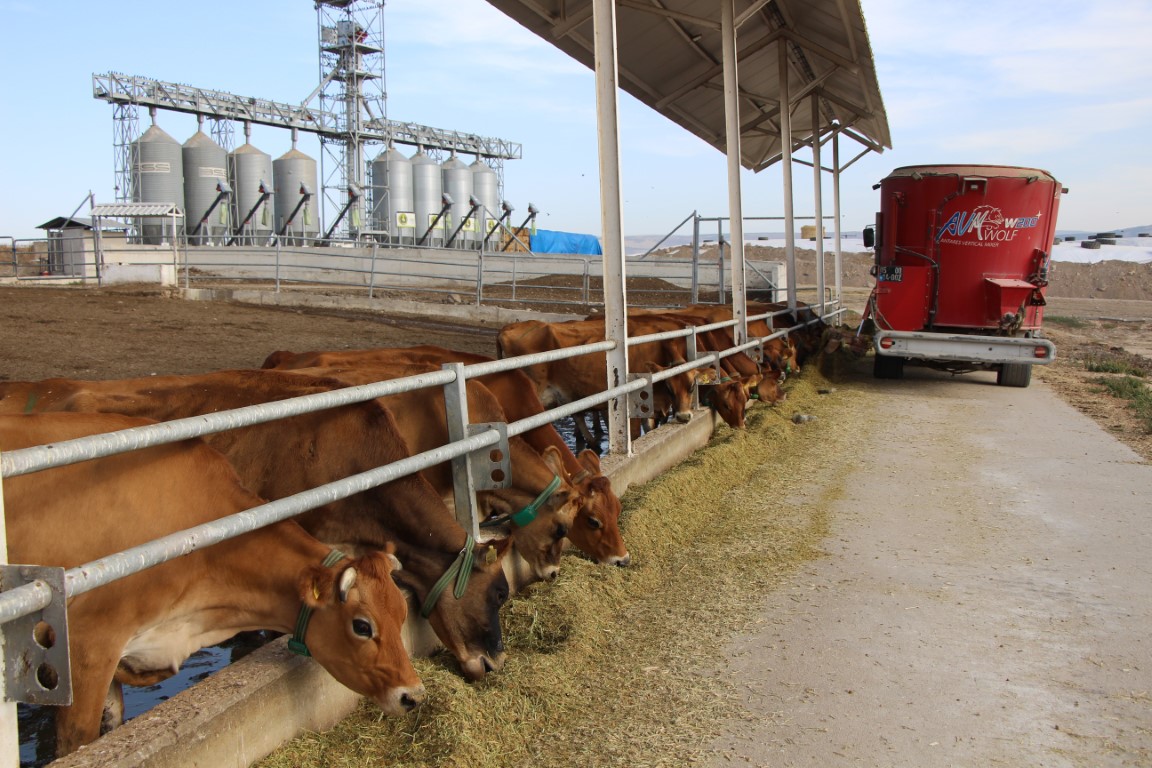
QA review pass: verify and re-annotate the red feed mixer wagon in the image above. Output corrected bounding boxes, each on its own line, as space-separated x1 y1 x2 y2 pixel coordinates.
862 164 1066 387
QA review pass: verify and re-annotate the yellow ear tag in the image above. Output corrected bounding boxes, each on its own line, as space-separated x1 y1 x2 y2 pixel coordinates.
312 582 322 601
485 545 498 565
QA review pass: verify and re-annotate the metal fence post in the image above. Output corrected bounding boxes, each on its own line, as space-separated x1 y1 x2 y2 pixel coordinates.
368 242 379 299
475 252 484 306
583 259 591 308
441 363 481 540
274 241 282 293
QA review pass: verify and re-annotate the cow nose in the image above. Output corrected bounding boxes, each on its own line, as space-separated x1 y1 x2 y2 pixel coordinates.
674 411 692 423
401 685 426 711
615 553 632 567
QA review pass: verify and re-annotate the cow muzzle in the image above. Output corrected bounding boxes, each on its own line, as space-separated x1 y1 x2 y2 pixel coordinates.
461 651 507 681
379 683 427 715
674 410 692 423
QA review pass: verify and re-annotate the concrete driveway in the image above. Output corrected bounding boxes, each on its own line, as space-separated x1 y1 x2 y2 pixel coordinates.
707 366 1152 767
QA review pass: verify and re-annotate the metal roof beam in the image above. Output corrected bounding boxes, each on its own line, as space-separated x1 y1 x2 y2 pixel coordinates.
653 27 785 110
616 1 719 31
630 0 718 66
736 1 774 29
559 27 723 145
551 4 593 38
784 29 860 74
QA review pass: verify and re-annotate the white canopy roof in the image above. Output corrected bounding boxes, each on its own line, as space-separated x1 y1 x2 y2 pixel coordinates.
485 0 890 169
90 203 183 218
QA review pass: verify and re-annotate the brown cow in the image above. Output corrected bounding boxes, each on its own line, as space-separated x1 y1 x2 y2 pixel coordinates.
749 300 827 369
625 307 789 406
1 412 424 757
264 364 581 592
261 346 631 568
496 317 748 434
0 371 511 681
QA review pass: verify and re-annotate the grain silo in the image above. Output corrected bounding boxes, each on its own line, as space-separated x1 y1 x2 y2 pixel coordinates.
370 145 414 243
410 148 443 246
132 121 184 244
441 152 474 247
471 158 499 247
272 136 319 245
182 128 229 244
229 138 274 245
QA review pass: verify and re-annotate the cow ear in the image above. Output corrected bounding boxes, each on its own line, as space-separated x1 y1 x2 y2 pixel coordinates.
577 449 601 475
480 536 515 564
299 564 336 609
540 445 567 478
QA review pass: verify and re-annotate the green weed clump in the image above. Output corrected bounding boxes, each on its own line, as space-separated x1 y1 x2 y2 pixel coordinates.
1044 315 1089 328
1095 375 1152 433
1085 358 1146 377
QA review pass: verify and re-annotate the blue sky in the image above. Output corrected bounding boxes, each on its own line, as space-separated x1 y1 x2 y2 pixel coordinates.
0 0 1149 241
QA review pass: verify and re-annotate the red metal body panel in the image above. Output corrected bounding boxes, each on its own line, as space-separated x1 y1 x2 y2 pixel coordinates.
873 265 931 329
873 165 1062 332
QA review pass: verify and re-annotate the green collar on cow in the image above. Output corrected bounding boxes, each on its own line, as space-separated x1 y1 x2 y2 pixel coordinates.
421 535 476 619
288 549 347 657
479 475 562 530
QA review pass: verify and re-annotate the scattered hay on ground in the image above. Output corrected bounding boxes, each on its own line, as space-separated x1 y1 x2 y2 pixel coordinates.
255 357 875 768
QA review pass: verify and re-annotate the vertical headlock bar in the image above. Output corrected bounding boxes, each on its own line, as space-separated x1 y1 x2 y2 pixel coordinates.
440 362 511 542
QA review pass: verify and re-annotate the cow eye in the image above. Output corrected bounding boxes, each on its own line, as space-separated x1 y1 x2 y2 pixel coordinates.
586 516 603 530
352 618 374 638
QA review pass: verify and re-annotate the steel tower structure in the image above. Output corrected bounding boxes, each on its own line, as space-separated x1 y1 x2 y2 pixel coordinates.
311 0 386 237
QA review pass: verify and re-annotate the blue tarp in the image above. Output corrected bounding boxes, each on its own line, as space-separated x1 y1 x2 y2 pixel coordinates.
530 229 603 255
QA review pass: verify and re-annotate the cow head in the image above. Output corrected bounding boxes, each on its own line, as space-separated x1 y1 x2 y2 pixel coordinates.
297 547 426 714
755 368 787 405
763 337 799 376
391 537 512 681
699 375 748 428
483 446 581 589
566 449 630 567
643 361 694 424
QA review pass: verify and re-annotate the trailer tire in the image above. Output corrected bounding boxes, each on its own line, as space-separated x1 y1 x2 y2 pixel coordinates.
997 363 1032 388
874 355 905 380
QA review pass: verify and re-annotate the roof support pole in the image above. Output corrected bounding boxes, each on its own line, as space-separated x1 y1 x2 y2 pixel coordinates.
592 0 632 457
779 39 797 311
722 0 748 345
832 124 843 302
0 465 16 767
811 94 825 313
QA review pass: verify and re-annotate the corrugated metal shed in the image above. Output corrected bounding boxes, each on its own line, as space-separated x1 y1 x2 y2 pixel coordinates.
484 0 890 169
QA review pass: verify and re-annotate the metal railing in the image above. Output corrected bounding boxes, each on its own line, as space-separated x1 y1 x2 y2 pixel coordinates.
3 229 783 313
